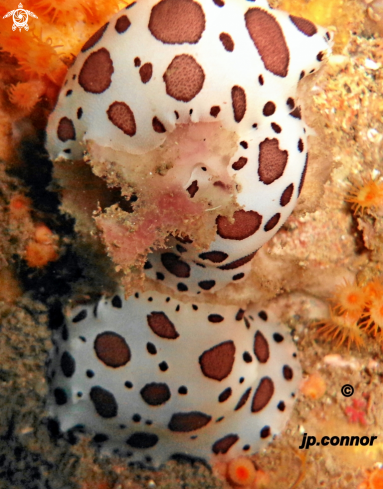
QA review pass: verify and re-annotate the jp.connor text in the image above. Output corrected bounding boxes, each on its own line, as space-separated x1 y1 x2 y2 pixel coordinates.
299 433 378 449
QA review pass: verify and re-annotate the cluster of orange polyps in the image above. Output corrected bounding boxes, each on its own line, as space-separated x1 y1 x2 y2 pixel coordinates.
314 278 383 349
0 0 126 119
315 177 383 349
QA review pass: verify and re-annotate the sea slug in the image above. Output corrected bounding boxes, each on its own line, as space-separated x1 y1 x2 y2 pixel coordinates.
45 0 332 468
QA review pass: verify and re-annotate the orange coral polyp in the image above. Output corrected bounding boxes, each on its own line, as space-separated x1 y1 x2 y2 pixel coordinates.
18 50 56 77
301 372 327 400
237 467 250 481
34 224 55 244
359 468 383 489
368 468 383 489
0 28 66 85
33 0 123 24
25 241 58 268
346 179 383 214
227 457 256 486
314 310 364 349
360 298 383 336
332 281 367 317
363 278 383 303
8 79 45 112
33 0 92 22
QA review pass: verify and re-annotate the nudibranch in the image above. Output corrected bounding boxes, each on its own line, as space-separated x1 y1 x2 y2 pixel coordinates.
45 0 332 469
47 291 301 465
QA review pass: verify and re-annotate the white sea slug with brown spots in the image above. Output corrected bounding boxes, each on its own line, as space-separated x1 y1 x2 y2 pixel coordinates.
47 291 301 466
45 0 332 468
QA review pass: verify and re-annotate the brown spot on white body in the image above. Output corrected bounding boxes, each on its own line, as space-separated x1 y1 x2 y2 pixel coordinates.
79 48 114 94
81 23 109 52
107 101 136 136
149 0 205 44
216 210 262 240
168 411 211 432
163 54 205 102
289 15 317 36
57 117 76 142
94 332 131 367
258 138 288 184
245 8 290 77
212 434 239 454
231 86 246 122
254 330 269 363
251 376 274 412
147 311 180 339
199 340 235 380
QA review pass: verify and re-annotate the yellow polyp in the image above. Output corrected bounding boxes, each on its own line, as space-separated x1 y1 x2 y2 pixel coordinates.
360 297 383 337
363 278 383 304
313 309 365 350
331 280 367 318
0 26 67 87
301 372 327 400
346 180 383 215
8 79 45 112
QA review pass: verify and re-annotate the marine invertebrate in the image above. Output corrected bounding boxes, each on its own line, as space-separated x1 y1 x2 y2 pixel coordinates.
227 456 256 486
363 277 383 302
359 467 383 489
346 178 383 215
359 293 383 337
25 240 58 268
8 79 45 112
331 280 367 318
33 0 93 23
345 398 367 425
25 224 59 268
33 0 122 24
48 294 301 465
0 29 66 85
46 0 333 292
314 277 383 348
45 0 332 469
213 458 267 488
300 372 326 400
314 309 365 349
